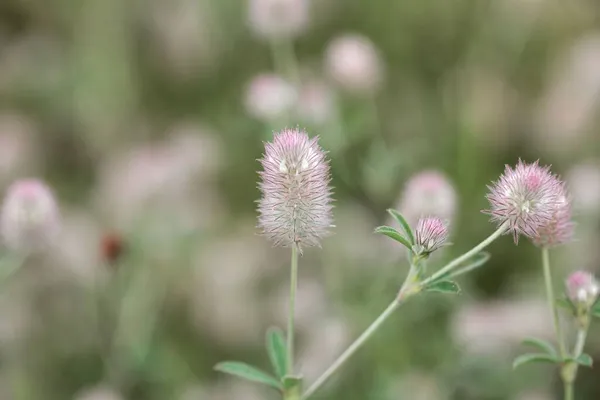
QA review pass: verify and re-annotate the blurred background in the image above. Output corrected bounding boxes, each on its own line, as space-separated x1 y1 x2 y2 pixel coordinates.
0 0 600 399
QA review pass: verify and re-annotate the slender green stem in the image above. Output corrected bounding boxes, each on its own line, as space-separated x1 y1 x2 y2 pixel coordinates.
565 325 589 400
541 248 567 358
573 327 588 357
565 383 573 400
287 245 299 375
421 223 508 286
301 299 402 399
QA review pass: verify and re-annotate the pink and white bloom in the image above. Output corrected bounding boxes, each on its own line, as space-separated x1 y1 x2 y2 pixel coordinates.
484 160 564 243
566 271 599 307
1 179 60 253
325 34 383 94
414 216 449 255
257 129 333 249
398 170 457 226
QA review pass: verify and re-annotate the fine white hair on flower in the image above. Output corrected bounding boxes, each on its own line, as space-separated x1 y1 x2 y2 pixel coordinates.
414 216 450 255
483 160 565 244
257 128 333 250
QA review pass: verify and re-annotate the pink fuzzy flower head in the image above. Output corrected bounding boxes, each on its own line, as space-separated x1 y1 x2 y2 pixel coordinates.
414 216 449 256
484 160 564 243
566 271 599 307
257 129 333 249
398 170 457 226
0 179 60 253
531 186 574 248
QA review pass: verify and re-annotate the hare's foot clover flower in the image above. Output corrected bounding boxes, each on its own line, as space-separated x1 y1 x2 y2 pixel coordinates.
413 216 450 257
257 128 333 251
484 160 564 243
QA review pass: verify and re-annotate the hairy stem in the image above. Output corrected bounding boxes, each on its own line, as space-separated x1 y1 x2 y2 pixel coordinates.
301 299 402 399
287 245 299 375
541 248 567 358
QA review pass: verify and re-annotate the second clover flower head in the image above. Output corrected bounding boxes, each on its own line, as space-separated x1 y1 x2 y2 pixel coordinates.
413 216 449 256
257 128 333 250
566 271 599 308
484 160 564 244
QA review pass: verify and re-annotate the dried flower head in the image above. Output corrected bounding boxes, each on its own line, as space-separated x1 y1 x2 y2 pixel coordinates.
531 186 574 248
257 129 333 249
484 160 564 243
0 179 60 253
566 271 599 307
414 216 449 256
248 0 310 40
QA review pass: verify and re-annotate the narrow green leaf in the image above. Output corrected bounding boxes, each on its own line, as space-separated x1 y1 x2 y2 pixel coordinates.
387 209 415 245
374 226 412 250
512 353 558 370
575 353 593 367
442 252 491 280
522 337 557 357
425 280 461 294
214 362 282 390
266 327 287 378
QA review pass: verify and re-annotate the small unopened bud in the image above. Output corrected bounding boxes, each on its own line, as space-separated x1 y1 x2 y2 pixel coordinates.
566 271 599 308
0 179 60 253
413 216 449 256
257 128 334 249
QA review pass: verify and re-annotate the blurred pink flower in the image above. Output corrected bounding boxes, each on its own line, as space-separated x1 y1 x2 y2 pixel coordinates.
325 34 383 94
484 160 564 243
248 0 310 40
566 270 599 307
1 179 60 253
244 73 297 121
397 170 457 226
258 129 333 249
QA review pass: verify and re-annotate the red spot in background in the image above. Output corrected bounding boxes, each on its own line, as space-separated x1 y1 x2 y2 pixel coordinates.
101 233 125 265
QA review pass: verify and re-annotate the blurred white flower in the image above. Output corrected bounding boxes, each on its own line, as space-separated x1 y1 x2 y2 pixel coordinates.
1 179 61 254
533 33 600 155
325 34 383 94
73 385 124 400
452 299 553 355
248 0 310 40
566 162 600 217
244 73 297 121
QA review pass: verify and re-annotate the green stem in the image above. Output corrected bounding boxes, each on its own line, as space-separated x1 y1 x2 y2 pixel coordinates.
565 383 573 400
541 248 567 358
287 245 299 375
565 325 589 400
301 299 402 399
270 39 300 86
421 223 508 286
